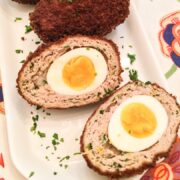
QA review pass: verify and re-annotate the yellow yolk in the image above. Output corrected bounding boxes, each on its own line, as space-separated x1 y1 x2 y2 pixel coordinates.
121 103 157 138
62 56 96 90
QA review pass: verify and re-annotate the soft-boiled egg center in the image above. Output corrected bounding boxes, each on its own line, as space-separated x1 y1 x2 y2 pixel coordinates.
108 95 168 152
121 103 157 138
62 56 96 90
47 47 108 95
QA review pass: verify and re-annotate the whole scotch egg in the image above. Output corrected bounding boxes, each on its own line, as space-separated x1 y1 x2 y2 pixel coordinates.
17 36 122 108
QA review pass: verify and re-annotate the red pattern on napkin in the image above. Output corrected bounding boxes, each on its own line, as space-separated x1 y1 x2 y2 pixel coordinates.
141 138 180 180
0 153 4 168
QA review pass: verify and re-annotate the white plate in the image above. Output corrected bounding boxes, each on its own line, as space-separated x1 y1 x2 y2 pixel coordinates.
0 1 168 180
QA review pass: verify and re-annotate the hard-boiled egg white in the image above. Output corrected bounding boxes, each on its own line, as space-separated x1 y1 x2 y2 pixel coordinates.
108 95 168 152
47 47 108 95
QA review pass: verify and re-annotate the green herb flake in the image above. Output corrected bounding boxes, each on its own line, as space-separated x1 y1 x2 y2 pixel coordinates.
99 110 104 114
30 62 34 69
52 139 59 146
59 156 70 162
127 53 136 65
53 133 59 140
73 152 81 156
101 134 108 144
25 25 32 34
14 17 22 22
45 156 49 161
30 123 37 132
32 115 39 122
35 41 41 45
129 69 138 81
53 171 57 175
86 143 93 150
64 45 70 49
36 105 42 110
60 138 64 143
38 131 46 138
145 81 151 85
43 80 48 84
15 49 23 54
46 146 50 149
20 60 25 63
29 171 35 178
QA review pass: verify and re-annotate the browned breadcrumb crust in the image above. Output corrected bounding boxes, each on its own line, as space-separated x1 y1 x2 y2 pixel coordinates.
29 0 130 43
17 35 123 109
80 81 180 178
12 0 39 4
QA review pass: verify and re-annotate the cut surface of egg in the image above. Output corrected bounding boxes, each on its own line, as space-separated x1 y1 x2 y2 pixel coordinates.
108 95 168 152
47 47 108 95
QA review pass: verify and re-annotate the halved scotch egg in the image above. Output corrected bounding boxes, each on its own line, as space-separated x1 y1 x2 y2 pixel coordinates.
81 81 180 178
17 36 122 108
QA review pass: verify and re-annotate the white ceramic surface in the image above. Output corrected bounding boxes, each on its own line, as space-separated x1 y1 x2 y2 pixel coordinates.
0 1 168 179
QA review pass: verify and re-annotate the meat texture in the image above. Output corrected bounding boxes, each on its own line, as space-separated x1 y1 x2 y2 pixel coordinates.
17 35 122 109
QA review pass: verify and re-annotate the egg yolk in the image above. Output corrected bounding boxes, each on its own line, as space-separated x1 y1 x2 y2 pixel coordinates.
62 56 96 90
121 103 157 138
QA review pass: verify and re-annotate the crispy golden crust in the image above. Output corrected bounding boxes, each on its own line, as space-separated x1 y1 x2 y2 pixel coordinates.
16 35 123 109
12 0 39 4
30 0 130 43
80 81 180 178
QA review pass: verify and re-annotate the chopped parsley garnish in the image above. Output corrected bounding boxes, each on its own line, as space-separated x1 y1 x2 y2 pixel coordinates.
38 131 46 138
20 60 25 63
127 53 136 65
59 156 70 162
52 139 60 146
30 115 39 133
129 69 138 81
101 134 108 144
145 81 151 85
35 41 41 45
51 133 64 150
15 49 23 54
46 112 51 116
36 105 42 110
104 88 112 95
32 114 39 122
43 80 48 84
29 171 35 178
30 62 34 69
45 156 49 161
99 110 104 114
14 17 22 22
25 25 32 34
86 143 93 150
53 172 57 175
53 133 59 140
60 138 64 142
64 164 68 169
64 45 70 49
73 152 81 156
